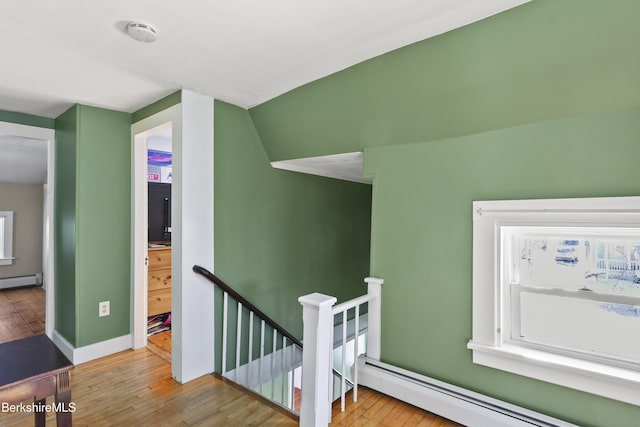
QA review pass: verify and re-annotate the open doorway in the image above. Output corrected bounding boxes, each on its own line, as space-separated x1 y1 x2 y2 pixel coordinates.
145 126 173 361
131 105 180 357
0 122 55 344
132 91 215 384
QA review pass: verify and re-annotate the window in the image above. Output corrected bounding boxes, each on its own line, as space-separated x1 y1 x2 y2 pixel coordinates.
468 197 640 406
0 211 14 266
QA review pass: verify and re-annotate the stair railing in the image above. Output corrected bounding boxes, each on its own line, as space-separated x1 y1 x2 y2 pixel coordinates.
298 277 384 427
193 265 376 421
193 265 303 413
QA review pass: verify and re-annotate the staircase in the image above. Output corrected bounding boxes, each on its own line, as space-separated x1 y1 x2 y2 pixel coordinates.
192 265 303 415
193 265 382 425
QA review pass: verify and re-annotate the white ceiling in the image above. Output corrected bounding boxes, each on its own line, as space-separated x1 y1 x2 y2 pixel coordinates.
0 0 529 119
0 0 528 185
0 135 48 184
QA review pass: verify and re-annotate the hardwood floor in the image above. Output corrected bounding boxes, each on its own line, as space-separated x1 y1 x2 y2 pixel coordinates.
1 342 462 426
2 347 298 426
0 286 45 344
0 291 460 426
147 329 172 363
332 387 463 427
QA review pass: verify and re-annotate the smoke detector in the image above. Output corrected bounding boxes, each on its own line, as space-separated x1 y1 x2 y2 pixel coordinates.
126 21 158 43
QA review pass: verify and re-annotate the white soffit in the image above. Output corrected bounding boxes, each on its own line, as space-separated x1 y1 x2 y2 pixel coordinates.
0 0 530 118
271 152 369 184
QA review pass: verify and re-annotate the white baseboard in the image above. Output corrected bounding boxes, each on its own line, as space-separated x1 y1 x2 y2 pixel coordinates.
51 330 132 365
357 357 578 427
50 330 75 361
0 274 42 289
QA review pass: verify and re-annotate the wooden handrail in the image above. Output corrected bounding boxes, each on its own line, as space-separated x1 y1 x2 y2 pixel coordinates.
192 265 303 348
193 265 355 390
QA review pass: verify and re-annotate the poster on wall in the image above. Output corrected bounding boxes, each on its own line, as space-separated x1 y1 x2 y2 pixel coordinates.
148 149 172 183
160 166 172 183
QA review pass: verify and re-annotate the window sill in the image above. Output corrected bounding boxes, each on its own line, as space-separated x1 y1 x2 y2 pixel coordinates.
467 340 640 406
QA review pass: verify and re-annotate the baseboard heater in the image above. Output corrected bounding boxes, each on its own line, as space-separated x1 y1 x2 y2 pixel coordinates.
0 273 43 290
357 356 578 427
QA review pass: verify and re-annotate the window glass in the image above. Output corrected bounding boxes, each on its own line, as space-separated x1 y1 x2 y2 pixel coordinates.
0 212 13 265
513 229 640 296
0 216 4 258
505 227 640 364
469 197 640 405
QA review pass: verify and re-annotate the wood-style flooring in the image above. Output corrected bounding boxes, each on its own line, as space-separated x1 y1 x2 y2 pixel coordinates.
2 347 299 426
0 285 45 344
147 329 172 363
0 289 461 426
331 388 463 427
1 344 462 426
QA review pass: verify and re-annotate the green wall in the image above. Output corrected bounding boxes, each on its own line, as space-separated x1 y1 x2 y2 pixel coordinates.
214 100 372 341
250 0 640 161
0 109 55 128
365 107 640 427
54 106 78 343
131 91 181 124
246 0 640 423
54 105 131 347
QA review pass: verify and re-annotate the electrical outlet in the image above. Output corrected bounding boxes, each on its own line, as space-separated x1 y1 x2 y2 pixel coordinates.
99 301 110 317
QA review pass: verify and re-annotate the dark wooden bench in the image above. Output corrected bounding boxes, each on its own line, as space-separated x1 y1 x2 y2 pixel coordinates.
0 335 74 426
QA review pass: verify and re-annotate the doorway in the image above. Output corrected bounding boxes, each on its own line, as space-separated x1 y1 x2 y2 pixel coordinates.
132 109 178 353
132 91 215 384
0 122 55 342
145 124 173 362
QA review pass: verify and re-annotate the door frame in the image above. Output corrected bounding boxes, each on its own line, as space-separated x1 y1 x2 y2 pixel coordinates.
131 105 180 350
0 121 55 337
132 90 215 383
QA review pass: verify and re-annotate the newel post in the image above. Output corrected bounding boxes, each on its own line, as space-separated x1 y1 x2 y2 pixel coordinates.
365 277 384 360
298 292 337 427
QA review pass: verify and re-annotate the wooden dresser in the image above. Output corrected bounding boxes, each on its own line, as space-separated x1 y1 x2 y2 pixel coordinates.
148 246 172 316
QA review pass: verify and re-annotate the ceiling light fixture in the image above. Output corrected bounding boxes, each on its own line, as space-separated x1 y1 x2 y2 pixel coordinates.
126 21 158 43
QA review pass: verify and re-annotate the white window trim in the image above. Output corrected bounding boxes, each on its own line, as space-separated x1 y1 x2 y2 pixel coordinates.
467 196 640 406
0 211 14 266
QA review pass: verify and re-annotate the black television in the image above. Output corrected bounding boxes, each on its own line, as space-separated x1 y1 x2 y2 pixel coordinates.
148 182 171 242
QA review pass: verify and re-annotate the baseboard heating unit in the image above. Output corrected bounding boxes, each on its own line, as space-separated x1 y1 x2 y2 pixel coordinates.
0 273 43 290
357 356 578 427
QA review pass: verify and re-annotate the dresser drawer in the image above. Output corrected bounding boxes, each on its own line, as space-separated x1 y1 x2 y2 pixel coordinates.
148 289 172 316
148 248 171 268
149 267 171 291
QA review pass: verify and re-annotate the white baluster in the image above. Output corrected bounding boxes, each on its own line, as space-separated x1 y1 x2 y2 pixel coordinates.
290 347 296 411
354 304 360 402
236 302 242 376
222 292 228 375
281 335 286 404
248 311 254 384
259 320 265 395
271 331 277 400
341 310 347 412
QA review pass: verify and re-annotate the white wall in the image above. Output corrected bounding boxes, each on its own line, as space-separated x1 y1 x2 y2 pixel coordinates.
171 89 215 383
